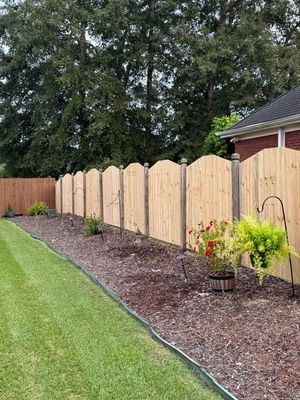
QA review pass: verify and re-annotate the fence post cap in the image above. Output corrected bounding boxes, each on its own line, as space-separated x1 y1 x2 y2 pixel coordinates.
59 175 63 179
231 153 240 161
71 172 74 176
119 165 124 170
99 168 103 173
144 162 149 168
180 158 187 165
83 170 87 174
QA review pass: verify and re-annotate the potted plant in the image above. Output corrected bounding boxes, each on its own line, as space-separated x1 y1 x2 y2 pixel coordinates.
6 204 15 218
189 220 240 291
236 214 297 285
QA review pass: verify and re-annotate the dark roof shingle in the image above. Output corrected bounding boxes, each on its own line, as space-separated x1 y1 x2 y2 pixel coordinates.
230 84 300 131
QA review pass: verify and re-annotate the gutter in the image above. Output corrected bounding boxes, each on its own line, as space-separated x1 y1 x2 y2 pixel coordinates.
217 113 300 138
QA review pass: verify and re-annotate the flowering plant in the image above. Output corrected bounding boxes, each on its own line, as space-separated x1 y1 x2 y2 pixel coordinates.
189 220 240 275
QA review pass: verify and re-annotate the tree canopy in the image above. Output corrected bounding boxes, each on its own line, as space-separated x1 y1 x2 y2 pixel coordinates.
0 0 299 177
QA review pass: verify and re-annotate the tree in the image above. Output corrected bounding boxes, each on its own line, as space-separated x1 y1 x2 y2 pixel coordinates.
202 113 240 158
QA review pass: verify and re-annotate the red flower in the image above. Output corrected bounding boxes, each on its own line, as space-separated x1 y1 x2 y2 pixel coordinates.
205 250 212 257
206 226 211 231
223 220 228 225
208 241 214 248
210 220 213 226
193 247 197 252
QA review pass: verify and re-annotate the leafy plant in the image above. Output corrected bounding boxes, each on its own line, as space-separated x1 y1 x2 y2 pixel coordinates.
84 216 102 237
189 220 240 275
7 204 13 212
236 214 297 284
27 201 48 216
202 114 240 158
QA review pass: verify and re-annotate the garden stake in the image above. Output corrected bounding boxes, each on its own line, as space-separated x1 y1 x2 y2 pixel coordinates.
177 254 188 281
257 196 296 297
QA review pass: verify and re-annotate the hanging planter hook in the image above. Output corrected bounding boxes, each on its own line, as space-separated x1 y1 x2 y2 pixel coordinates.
257 196 295 297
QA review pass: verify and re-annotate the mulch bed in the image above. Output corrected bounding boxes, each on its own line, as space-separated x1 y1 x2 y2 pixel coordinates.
14 215 300 400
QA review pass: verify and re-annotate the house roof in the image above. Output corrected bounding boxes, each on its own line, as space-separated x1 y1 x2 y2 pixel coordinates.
219 84 300 137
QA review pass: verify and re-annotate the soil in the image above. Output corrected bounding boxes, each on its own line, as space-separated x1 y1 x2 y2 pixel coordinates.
15 215 300 400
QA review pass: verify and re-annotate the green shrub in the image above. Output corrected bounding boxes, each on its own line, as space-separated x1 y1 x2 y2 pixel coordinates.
84 216 102 237
27 201 48 216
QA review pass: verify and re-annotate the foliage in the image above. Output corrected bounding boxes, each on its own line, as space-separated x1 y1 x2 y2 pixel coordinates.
27 201 47 216
189 220 240 275
84 216 102 237
236 214 297 284
202 114 240 158
0 1 300 176
6 204 13 212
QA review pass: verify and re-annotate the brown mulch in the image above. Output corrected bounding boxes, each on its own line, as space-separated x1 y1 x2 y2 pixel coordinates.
14 215 300 400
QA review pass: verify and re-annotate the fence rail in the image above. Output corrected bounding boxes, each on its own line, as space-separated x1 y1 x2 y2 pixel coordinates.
56 148 300 284
0 177 55 216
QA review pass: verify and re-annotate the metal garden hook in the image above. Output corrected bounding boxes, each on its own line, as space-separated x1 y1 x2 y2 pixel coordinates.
257 196 295 297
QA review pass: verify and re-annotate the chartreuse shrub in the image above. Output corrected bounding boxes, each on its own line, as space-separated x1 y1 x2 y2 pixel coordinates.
0 219 221 400
27 201 47 216
84 216 102 236
236 214 297 284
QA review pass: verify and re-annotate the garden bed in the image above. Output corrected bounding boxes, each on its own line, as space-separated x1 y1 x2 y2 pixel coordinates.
16 215 300 400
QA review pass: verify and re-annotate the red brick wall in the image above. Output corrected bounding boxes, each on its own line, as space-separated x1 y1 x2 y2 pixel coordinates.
285 130 300 150
235 135 277 161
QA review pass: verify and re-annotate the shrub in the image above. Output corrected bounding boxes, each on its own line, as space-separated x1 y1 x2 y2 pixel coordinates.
27 201 48 216
85 216 102 237
236 214 297 284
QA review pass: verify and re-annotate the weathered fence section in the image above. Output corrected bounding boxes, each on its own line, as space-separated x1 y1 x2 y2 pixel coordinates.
240 147 300 283
186 156 232 246
102 166 120 227
124 163 145 234
149 160 181 245
86 169 101 218
56 148 300 284
0 178 55 216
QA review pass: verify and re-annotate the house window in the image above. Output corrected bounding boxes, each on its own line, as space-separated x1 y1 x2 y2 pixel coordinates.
278 128 285 148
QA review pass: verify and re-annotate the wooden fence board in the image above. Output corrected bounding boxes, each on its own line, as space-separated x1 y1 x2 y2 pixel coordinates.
149 160 180 245
102 166 120 227
74 171 85 217
124 163 145 234
0 178 55 216
55 180 61 213
62 174 73 214
240 147 300 283
86 169 101 218
186 156 232 246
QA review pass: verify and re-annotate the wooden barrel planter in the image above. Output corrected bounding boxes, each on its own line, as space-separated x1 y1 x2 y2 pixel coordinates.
209 273 235 292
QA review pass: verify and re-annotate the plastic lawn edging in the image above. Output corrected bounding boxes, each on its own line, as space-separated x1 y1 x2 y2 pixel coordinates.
10 220 239 400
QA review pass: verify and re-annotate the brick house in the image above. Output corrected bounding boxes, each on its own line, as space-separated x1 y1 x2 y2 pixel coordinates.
218 84 300 161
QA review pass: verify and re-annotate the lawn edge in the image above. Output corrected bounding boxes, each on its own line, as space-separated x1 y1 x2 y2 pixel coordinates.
8 219 239 400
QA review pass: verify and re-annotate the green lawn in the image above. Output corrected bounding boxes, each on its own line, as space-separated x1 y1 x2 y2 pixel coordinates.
0 220 221 400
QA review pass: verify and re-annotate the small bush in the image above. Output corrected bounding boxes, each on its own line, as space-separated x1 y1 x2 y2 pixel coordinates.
27 201 48 216
85 216 102 237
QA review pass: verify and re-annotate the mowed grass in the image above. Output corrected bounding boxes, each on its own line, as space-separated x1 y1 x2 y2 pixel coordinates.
0 220 221 400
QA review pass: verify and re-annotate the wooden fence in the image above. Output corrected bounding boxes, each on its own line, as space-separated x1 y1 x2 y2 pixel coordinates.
0 178 55 216
56 148 300 284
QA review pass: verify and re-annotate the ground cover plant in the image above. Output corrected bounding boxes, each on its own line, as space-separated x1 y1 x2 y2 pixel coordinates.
0 219 221 400
15 215 300 400
27 201 47 216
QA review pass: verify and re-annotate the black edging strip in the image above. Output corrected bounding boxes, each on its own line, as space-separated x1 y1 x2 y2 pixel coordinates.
9 220 239 400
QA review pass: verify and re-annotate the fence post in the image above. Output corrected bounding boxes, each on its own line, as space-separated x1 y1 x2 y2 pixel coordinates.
119 165 125 231
83 170 87 218
180 158 187 251
99 169 104 221
59 175 63 214
231 153 240 220
71 173 75 215
144 163 149 237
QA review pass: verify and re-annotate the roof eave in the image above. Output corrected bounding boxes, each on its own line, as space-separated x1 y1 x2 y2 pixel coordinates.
217 113 300 138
